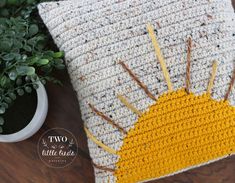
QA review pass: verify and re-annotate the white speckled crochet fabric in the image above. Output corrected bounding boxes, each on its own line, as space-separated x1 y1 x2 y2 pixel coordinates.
38 0 235 182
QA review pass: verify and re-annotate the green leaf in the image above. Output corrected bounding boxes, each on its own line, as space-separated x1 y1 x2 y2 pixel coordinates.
44 51 54 57
0 117 4 125
2 53 15 61
8 92 16 100
25 86 32 93
9 70 17 80
16 78 22 85
17 88 24 96
28 24 38 37
16 66 35 76
41 65 52 73
53 52 64 58
27 37 36 46
33 83 38 89
26 67 35 75
23 45 32 52
25 75 31 82
1 102 8 109
55 64 65 70
22 54 27 61
55 59 63 64
0 76 7 87
37 59 49 66
7 30 15 37
14 40 23 49
0 39 13 51
4 97 12 104
30 74 38 81
14 53 21 60
41 79 46 85
0 126 2 134
29 56 39 64
0 107 5 114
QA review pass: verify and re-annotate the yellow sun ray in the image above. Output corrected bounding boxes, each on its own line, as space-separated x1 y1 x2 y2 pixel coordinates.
117 94 142 117
147 23 173 92
207 61 218 94
84 126 117 154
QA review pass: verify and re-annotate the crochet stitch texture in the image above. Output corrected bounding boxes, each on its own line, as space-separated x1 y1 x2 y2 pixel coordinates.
38 0 235 182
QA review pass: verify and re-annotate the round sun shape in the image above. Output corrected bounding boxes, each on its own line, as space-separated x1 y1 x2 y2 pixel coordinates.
115 89 235 183
84 23 235 183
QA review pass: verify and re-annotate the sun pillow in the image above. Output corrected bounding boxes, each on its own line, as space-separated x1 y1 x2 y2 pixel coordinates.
38 0 235 182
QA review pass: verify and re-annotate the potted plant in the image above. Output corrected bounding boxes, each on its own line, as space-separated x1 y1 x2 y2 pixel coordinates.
0 0 65 142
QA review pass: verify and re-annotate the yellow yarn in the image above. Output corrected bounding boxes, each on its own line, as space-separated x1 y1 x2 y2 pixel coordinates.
207 61 218 94
147 23 173 92
117 94 142 116
84 127 117 154
115 89 235 183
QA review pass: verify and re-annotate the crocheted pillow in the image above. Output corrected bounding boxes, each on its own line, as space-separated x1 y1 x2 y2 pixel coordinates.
38 0 235 182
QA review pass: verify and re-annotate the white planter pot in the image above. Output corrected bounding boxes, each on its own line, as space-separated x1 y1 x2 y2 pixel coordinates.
0 82 48 143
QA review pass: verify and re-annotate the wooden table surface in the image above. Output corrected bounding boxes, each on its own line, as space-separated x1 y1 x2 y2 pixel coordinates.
1 1 235 182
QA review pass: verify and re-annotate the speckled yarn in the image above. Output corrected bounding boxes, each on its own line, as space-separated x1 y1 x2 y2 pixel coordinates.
38 0 235 182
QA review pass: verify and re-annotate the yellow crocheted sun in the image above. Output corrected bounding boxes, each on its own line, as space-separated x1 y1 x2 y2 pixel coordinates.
84 23 235 183
115 89 235 183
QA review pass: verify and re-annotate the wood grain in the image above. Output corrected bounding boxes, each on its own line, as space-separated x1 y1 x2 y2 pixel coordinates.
1 1 235 182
